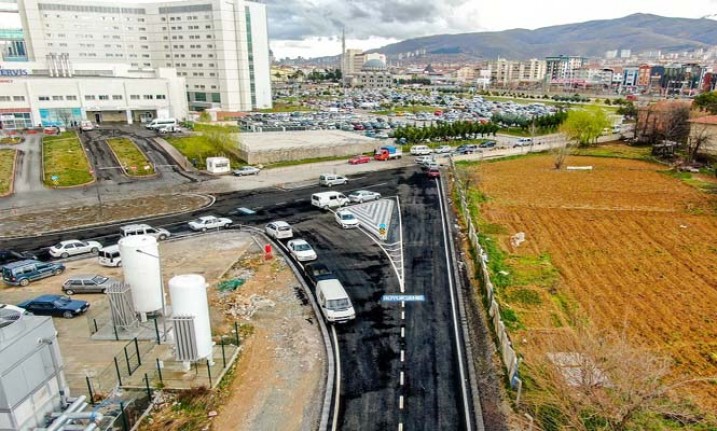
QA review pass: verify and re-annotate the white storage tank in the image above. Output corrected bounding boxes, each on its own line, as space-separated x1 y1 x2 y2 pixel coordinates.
118 235 163 314
169 274 213 360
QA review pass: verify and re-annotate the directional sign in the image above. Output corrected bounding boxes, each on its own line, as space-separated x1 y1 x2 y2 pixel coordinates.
378 222 387 239
51 175 59 181
381 294 426 303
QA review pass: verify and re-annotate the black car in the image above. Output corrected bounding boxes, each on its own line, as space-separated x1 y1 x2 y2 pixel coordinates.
304 263 336 285
17 294 90 319
455 144 478 154
478 140 497 149
0 249 37 267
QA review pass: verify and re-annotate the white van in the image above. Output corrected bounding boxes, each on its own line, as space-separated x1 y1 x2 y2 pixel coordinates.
316 278 356 323
98 245 122 267
120 223 170 240
146 118 178 130
311 191 349 210
319 173 348 187
410 145 432 155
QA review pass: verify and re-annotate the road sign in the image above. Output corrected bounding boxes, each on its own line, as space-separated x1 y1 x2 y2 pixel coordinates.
381 294 426 303
378 222 387 239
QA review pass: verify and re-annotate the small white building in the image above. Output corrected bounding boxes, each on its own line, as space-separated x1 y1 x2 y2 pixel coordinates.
206 156 231 174
0 60 188 129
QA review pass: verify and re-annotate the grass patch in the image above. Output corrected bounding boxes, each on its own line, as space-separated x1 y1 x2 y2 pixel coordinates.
193 123 240 133
106 138 155 177
499 306 523 330
0 149 15 194
42 132 93 187
571 144 653 160
165 135 242 169
0 136 22 145
506 288 543 305
660 169 717 194
509 253 560 288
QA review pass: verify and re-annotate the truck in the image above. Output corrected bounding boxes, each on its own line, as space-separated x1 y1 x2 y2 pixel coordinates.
374 145 403 161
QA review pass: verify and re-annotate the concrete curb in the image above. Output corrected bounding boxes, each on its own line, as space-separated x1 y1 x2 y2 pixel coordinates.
0 149 17 198
104 135 160 180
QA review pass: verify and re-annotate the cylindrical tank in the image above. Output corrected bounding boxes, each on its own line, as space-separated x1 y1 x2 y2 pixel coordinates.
168 274 212 359
118 235 163 313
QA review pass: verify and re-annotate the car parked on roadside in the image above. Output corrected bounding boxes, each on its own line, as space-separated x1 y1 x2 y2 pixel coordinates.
265 221 293 239
233 166 261 176
348 154 371 165
348 190 381 203
410 145 432 155
188 215 233 231
415 155 435 166
304 262 336 285
456 144 479 154
335 210 360 229
319 174 348 187
434 145 454 154
0 249 37 268
427 167 441 178
512 138 531 148
120 223 170 240
49 240 102 259
2 260 65 286
62 274 118 294
287 239 318 262
17 294 90 318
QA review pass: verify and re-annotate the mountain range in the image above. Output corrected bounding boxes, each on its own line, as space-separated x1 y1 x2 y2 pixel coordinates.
342 14 717 62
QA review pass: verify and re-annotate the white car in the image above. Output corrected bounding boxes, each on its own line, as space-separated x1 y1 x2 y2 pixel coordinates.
415 155 435 166
265 221 293 239
434 145 454 154
348 190 382 203
188 215 233 231
49 240 103 259
233 166 261 176
335 210 360 229
80 121 95 131
287 239 318 262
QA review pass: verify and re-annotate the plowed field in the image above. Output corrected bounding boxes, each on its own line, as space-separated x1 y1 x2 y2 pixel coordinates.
466 154 717 411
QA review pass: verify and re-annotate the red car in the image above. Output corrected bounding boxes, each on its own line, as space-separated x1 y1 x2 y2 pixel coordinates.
427 167 441 178
349 155 371 165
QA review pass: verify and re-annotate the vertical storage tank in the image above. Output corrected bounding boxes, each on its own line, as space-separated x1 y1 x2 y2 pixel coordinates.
118 235 163 314
169 274 213 360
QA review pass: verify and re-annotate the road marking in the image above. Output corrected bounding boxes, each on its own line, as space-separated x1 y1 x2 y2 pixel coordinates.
401 311 405 320
401 301 405 308
400 350 405 362
398 423 403 431
401 326 405 338
331 326 341 431
275 201 287 205
400 371 404 386
399 395 404 410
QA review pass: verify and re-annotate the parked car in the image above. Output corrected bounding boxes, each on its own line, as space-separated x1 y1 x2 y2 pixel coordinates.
188 215 233 231
434 145 454 154
49 240 103 259
0 249 37 268
427 167 441 178
319 174 348 187
335 210 360 229
512 138 531 148
62 274 118 294
348 190 382 203
348 154 371 165
2 260 65 287
265 221 293 239
287 239 318 262
422 161 441 171
304 262 336 285
410 145 432 155
456 144 479 154
120 223 170 240
17 294 90 318
479 140 497 149
415 155 435 166
233 166 261 176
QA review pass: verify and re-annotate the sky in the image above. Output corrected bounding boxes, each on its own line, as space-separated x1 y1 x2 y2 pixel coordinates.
2 0 717 59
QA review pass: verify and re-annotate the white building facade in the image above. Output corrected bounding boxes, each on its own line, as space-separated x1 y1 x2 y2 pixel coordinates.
0 61 188 129
17 0 271 111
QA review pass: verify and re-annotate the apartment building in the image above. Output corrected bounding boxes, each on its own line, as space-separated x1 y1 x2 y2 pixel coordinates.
490 58 545 87
17 0 271 111
545 55 585 83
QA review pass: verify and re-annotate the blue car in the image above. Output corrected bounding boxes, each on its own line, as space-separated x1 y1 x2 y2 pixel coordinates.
18 294 90 319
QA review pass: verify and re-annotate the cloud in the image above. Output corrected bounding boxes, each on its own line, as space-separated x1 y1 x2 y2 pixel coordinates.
264 0 480 42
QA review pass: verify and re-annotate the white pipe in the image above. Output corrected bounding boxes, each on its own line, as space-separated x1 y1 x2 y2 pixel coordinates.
42 396 87 431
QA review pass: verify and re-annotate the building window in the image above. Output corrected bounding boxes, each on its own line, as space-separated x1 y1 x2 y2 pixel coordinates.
39 96 50 101
112 95 123 100
211 93 221 103
0 96 10 101
52 96 63 101
156 94 166 100
66 95 77 101
98 95 109 100
130 95 140 100
194 92 206 102
84 95 96 100
13 96 25 101
143 95 154 100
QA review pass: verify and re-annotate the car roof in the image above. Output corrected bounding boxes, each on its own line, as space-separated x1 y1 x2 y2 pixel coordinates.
30 294 65 302
289 239 308 245
269 221 290 227
2 259 43 268
65 274 103 280
317 279 349 299
57 240 81 245
121 223 152 230
100 244 119 252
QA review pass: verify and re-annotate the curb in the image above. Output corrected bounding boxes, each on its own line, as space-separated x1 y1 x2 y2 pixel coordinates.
104 135 160 180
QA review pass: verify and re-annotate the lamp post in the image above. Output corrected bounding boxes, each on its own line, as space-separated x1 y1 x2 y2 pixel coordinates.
135 249 168 342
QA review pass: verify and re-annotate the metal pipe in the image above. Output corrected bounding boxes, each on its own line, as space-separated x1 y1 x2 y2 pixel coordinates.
42 396 87 431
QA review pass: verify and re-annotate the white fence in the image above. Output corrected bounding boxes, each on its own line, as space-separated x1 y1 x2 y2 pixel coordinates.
449 157 521 389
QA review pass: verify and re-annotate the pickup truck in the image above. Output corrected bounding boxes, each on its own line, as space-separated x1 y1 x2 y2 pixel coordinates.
374 145 403 161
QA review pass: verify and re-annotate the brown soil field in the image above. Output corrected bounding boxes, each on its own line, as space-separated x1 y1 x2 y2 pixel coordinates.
464 153 717 412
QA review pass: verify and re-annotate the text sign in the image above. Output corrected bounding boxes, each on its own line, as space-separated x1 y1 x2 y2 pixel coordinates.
381 294 426 303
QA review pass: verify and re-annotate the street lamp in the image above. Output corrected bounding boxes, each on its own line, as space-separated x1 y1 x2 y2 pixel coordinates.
135 248 169 342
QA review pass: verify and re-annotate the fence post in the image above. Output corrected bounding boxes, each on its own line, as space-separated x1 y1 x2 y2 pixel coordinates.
144 373 152 399
119 401 129 431
124 344 132 375
134 337 141 366
221 338 226 368
153 319 160 345
85 376 94 404
93 318 98 334
114 357 123 386
113 322 119 341
156 358 163 385
234 321 240 345
206 360 212 387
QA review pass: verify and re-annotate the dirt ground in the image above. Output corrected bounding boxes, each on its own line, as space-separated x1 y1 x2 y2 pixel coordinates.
0 231 326 430
465 154 717 412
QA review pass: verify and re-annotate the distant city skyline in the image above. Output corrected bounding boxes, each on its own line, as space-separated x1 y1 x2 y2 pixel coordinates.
2 0 717 60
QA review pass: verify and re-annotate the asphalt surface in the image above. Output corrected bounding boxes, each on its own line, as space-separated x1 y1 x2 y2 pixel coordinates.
5 134 45 194
3 167 495 430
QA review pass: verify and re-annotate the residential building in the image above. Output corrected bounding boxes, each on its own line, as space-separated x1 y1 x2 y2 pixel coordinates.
545 55 585 83
491 58 545 87
0 60 188 129
16 0 271 111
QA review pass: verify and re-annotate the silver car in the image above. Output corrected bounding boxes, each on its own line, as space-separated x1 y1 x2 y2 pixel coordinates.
62 274 118 294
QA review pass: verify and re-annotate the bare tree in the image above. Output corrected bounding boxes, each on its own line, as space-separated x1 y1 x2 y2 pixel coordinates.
522 324 717 430
662 105 691 144
552 140 571 169
686 124 713 163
